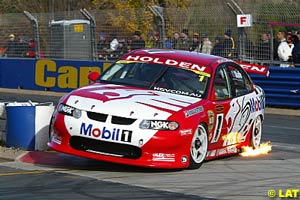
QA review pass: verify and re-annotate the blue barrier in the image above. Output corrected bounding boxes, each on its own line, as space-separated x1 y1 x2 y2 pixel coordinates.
0 58 299 108
6 106 35 150
5 103 55 150
250 67 300 108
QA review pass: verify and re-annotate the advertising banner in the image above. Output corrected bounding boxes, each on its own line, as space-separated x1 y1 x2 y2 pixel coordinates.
0 58 112 92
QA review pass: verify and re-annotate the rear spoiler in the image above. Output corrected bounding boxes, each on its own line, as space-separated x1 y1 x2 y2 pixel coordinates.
237 62 270 77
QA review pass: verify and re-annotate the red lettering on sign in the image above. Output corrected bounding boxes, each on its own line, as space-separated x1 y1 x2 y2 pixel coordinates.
240 16 247 25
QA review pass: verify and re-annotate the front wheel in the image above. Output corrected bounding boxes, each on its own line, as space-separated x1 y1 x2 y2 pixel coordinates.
189 124 208 169
251 116 262 149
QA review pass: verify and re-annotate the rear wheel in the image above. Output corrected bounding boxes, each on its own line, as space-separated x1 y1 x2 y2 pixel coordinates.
251 116 262 149
189 124 208 169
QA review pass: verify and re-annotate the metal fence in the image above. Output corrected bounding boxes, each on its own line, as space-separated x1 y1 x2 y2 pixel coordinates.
0 0 300 66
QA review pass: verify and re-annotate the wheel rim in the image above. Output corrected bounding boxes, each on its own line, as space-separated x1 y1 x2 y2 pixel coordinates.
252 116 262 149
190 125 208 164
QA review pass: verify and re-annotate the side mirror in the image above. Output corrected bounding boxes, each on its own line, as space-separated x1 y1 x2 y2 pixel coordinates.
88 71 100 82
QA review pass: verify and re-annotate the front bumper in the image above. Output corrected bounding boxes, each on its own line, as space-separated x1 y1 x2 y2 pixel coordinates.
48 113 194 169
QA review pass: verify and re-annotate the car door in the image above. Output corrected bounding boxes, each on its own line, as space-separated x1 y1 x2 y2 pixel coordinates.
209 64 232 149
223 64 255 145
210 62 255 149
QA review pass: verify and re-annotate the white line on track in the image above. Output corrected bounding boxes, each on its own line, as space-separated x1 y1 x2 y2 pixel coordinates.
271 142 300 152
265 125 300 131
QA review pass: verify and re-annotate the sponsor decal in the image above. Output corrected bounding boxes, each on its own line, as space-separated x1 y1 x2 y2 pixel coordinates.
57 104 82 119
140 120 179 131
179 129 193 136
237 62 269 77
207 150 216 157
58 104 74 115
50 133 62 145
149 120 178 130
207 110 215 132
249 96 265 113
80 123 132 143
215 105 224 113
152 153 175 162
222 132 241 146
153 87 202 98
124 55 208 72
75 86 192 113
216 147 227 156
227 145 238 154
216 146 238 156
231 70 243 79
191 70 211 82
184 106 203 118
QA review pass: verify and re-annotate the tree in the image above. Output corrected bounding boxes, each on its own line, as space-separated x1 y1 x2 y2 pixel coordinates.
91 0 191 41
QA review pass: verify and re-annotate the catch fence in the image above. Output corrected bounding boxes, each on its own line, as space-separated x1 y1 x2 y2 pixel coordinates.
0 0 300 66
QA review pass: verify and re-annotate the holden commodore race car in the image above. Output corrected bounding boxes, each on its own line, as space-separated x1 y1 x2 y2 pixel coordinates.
48 49 268 169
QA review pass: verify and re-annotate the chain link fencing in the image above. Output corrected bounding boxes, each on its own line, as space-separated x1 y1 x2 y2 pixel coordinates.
0 0 299 66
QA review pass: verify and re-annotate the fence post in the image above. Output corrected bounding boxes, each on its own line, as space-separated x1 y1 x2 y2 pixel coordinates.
227 0 246 61
149 5 166 48
269 24 274 63
23 11 40 59
80 8 97 61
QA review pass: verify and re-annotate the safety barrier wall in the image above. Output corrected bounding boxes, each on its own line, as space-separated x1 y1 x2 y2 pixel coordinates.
0 58 299 108
0 58 112 92
250 67 300 108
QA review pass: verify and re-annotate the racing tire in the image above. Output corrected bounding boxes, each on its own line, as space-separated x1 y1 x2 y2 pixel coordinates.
189 123 208 169
251 116 262 149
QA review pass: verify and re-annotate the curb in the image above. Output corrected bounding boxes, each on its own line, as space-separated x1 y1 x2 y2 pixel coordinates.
0 146 28 161
265 107 300 117
0 88 66 97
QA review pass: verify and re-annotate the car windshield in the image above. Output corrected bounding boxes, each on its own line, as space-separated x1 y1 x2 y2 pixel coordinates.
100 61 211 98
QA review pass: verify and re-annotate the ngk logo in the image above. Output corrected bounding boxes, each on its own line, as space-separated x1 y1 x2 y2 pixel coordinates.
150 121 169 129
80 123 132 143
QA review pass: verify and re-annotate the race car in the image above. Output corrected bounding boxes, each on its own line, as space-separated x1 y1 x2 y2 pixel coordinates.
48 49 267 169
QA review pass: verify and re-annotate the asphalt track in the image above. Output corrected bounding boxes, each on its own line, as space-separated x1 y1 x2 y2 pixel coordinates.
0 89 299 200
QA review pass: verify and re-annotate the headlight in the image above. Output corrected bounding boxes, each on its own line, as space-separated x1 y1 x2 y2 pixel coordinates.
139 120 179 131
57 104 82 119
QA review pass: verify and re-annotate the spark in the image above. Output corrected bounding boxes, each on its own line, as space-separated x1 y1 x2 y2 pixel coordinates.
240 141 272 157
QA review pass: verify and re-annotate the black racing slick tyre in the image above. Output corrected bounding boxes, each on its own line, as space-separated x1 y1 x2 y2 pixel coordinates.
189 123 208 169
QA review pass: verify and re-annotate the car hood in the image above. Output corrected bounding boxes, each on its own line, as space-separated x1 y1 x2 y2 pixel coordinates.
63 84 201 119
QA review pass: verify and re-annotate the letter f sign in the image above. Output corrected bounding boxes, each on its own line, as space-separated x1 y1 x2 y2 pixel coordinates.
237 14 252 27
240 17 247 25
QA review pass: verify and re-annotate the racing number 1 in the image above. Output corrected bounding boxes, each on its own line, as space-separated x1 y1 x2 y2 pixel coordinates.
121 130 132 142
211 113 224 143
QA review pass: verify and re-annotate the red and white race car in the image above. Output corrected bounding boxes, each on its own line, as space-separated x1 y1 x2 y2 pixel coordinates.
48 49 267 169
